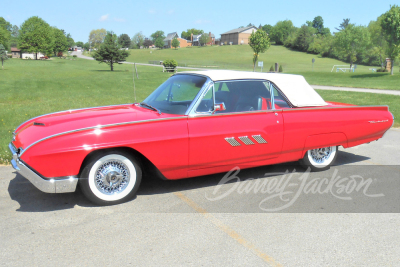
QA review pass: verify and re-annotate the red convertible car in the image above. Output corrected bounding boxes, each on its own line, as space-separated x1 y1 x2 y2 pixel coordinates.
9 70 394 205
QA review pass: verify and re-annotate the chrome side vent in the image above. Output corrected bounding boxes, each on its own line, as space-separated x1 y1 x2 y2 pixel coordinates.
225 137 241 147
252 135 267 144
33 122 45 126
238 136 254 145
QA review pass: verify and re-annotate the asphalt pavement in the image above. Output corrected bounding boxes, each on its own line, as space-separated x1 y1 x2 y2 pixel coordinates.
1 128 399 266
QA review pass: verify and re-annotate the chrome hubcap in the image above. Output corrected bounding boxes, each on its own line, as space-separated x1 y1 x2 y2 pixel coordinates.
95 160 130 195
310 147 332 163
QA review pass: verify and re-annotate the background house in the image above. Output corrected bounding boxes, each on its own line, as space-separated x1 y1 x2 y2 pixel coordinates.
11 47 21 58
163 32 191 48
220 26 258 45
191 32 216 46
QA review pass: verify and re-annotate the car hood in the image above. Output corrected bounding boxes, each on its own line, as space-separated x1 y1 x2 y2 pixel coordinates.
13 104 182 150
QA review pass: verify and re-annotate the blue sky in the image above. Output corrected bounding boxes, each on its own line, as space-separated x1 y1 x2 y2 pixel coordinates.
2 0 397 42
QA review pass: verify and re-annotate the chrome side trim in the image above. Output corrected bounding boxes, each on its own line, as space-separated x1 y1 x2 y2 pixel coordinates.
252 135 267 144
238 136 254 145
282 105 390 112
13 103 133 135
9 143 78 193
19 116 187 156
225 137 241 147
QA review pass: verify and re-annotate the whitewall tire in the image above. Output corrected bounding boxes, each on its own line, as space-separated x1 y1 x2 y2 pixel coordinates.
300 146 338 171
80 152 142 205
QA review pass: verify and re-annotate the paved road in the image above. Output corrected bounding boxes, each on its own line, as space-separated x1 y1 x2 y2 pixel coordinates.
1 128 399 266
71 51 400 96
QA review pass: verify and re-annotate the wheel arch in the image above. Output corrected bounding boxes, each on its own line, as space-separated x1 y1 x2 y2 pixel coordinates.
78 146 167 181
302 132 348 157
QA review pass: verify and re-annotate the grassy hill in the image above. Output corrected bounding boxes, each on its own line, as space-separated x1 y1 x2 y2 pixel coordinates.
120 45 400 90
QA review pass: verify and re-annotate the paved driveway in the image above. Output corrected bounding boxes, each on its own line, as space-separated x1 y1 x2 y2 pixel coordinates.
1 129 399 266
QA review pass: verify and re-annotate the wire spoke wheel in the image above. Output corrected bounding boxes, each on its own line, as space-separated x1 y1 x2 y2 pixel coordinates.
300 146 338 171
80 152 142 205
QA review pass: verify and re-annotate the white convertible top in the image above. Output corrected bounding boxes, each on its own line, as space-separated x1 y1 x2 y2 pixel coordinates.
180 70 328 107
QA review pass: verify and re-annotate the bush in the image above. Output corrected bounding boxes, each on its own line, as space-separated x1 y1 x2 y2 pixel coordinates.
269 66 274 72
279 65 283 72
72 55 77 58
163 59 178 68
376 68 388 72
57 52 63 57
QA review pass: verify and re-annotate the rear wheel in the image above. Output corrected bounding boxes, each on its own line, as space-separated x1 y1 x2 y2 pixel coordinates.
300 146 338 171
80 152 142 205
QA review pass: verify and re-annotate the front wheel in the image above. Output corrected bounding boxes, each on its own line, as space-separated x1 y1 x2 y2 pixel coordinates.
300 146 338 171
80 152 142 205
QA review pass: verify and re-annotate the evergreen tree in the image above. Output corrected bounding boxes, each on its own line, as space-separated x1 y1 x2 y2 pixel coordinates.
92 31 130 71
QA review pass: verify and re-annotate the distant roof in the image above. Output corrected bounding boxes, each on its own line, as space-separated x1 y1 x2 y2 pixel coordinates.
164 32 179 41
177 70 328 107
11 47 20 52
221 25 258 35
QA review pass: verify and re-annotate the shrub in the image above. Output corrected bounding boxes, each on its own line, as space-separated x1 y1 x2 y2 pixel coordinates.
163 59 178 68
376 68 388 72
72 55 77 58
57 52 63 57
269 65 274 72
279 65 283 72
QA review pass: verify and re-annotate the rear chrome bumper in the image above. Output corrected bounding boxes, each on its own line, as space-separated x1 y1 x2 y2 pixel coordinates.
8 143 78 193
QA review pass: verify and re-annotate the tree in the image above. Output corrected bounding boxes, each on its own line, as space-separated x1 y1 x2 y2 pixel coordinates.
311 16 330 35
199 33 210 46
249 29 270 71
18 16 54 60
0 17 12 32
83 42 90 50
0 27 10 50
262 24 273 34
381 5 400 75
89 29 107 49
368 17 387 67
53 27 69 55
294 25 316 51
333 24 371 69
154 38 164 49
270 20 295 45
171 37 180 49
150 30 165 42
66 33 75 48
335 18 350 32
75 41 84 47
10 25 19 47
181 29 203 40
92 31 130 71
118 34 131 48
0 44 8 70
143 39 153 48
131 32 144 49
151 30 165 49
0 17 11 50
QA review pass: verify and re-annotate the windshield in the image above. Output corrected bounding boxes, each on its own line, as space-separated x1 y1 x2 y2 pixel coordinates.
142 74 207 115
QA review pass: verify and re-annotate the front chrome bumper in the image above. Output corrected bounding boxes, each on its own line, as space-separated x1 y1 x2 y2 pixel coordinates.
8 143 78 193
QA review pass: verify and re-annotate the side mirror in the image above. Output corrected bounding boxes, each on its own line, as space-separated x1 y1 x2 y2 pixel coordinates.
213 102 226 114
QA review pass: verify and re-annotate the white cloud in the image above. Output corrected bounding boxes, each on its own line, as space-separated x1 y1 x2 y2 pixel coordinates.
114 17 126 22
195 19 211 24
148 9 156 14
99 14 109 21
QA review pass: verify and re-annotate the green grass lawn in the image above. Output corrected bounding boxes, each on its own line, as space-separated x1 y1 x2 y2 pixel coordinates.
121 45 400 90
0 58 398 164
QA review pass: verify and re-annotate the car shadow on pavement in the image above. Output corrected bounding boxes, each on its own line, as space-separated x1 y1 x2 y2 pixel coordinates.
8 173 96 212
8 150 370 212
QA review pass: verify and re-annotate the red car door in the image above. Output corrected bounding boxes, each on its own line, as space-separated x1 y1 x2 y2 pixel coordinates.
187 80 284 176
